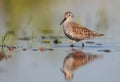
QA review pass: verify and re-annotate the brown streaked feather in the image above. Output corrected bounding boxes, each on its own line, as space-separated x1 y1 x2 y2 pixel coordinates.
70 22 103 40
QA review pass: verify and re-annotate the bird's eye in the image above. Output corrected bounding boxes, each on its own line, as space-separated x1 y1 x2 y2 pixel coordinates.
68 14 70 16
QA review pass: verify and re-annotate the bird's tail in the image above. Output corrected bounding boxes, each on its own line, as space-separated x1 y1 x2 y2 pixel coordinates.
91 31 104 37
99 34 104 36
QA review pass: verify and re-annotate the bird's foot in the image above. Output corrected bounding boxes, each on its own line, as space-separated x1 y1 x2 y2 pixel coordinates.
70 44 74 47
82 43 85 47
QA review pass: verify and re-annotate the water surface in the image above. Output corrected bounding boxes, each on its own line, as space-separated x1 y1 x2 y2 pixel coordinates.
0 38 120 82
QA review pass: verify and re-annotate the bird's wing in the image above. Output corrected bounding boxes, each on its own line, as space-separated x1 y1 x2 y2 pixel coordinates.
71 22 103 39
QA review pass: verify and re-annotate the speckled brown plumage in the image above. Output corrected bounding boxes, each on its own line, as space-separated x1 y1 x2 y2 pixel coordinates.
69 22 103 40
60 11 104 47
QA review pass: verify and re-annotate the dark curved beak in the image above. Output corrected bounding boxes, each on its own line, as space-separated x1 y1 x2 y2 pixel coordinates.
60 17 66 25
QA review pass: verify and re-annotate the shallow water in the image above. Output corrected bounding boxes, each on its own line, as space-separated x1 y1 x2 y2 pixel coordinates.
0 38 120 82
0 0 120 82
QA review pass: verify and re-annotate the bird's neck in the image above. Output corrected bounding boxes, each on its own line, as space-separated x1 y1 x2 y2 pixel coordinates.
65 18 74 23
63 18 73 27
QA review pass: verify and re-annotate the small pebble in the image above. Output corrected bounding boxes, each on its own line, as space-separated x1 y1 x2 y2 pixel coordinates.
23 48 27 51
96 43 102 45
53 39 61 44
41 40 51 43
85 41 95 44
47 48 54 51
0 52 5 61
17 37 30 40
98 49 111 53
32 49 38 51
39 47 46 51
8 46 15 51
41 36 46 39
70 44 74 47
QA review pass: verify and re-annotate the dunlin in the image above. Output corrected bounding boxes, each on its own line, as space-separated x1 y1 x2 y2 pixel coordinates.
60 11 104 47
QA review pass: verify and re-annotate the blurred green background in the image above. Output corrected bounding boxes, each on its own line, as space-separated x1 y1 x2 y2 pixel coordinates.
0 1 120 82
0 0 120 38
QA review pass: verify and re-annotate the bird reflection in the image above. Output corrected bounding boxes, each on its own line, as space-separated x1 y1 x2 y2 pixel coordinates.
61 49 101 80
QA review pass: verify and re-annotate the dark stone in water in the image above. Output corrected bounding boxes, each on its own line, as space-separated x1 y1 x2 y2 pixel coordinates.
0 52 5 61
47 48 54 51
85 41 95 44
41 36 64 39
53 39 61 44
32 49 38 51
98 49 111 53
17 37 31 40
96 43 102 45
1 44 7 47
41 36 46 39
70 44 74 47
23 48 27 51
50 36 63 39
41 40 51 43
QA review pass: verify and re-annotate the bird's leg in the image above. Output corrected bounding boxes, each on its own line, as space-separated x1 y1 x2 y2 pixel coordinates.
82 42 84 47
80 40 85 47
70 40 75 47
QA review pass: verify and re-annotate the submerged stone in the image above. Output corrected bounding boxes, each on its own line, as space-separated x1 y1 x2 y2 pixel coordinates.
98 49 111 53
85 41 95 44
53 39 62 44
0 52 5 61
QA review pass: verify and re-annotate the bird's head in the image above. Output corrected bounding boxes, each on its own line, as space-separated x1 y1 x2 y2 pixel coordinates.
60 11 73 25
